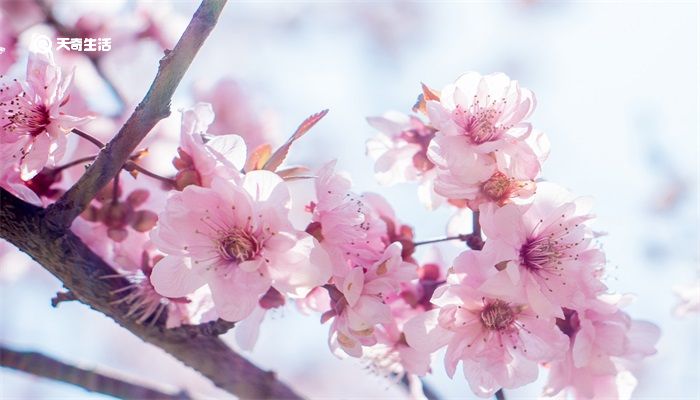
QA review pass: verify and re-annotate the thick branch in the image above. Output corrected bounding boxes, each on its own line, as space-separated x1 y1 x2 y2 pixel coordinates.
0 188 302 399
1 344 190 400
47 0 227 229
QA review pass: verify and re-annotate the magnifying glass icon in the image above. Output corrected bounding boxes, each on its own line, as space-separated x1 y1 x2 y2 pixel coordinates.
29 34 53 53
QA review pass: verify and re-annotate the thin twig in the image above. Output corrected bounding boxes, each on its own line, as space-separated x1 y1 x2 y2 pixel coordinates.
47 0 228 229
1 344 191 400
54 156 98 172
413 234 469 247
124 161 176 187
72 128 105 149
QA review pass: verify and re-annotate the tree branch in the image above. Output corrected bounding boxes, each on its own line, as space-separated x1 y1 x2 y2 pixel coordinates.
47 0 227 230
0 188 303 399
1 344 191 400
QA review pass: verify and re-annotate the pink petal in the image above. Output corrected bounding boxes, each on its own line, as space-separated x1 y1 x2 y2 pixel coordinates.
403 309 453 353
342 267 365 307
150 256 206 297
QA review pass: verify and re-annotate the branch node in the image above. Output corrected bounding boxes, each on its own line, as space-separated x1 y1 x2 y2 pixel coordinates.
51 290 78 308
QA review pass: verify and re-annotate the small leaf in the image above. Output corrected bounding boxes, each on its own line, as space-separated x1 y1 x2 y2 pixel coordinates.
244 143 272 172
263 109 328 172
412 83 440 114
276 166 313 181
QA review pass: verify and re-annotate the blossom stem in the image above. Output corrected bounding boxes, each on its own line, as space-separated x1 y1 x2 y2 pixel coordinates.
472 210 481 237
53 156 99 172
123 161 176 187
467 211 484 250
72 128 105 149
495 389 506 400
413 235 470 247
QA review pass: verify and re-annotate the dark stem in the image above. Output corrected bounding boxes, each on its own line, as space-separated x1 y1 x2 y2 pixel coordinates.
124 161 176 187
53 156 98 172
72 128 105 149
413 234 470 247
466 210 484 250
495 388 506 400
1 344 191 400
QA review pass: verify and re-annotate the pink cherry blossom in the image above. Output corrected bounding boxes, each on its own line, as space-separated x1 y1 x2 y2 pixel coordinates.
476 182 606 319
325 243 417 357
307 161 387 275
1 48 90 180
425 72 549 205
150 171 331 322
362 192 416 261
173 103 248 190
403 264 569 398
543 306 660 399
366 111 443 209
0 163 42 206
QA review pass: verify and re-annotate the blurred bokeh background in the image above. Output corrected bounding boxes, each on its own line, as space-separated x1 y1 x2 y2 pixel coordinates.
1 1 698 398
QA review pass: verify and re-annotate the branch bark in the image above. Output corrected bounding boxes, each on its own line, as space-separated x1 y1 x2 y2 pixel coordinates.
0 188 302 399
47 0 227 229
1 344 191 400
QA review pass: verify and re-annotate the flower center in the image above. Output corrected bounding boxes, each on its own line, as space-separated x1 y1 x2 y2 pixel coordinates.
480 300 514 331
481 172 512 202
218 228 260 263
520 235 564 271
453 105 505 145
7 101 51 137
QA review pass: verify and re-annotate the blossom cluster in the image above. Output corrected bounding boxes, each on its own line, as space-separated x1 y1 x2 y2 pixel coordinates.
1 43 661 399
366 73 660 398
